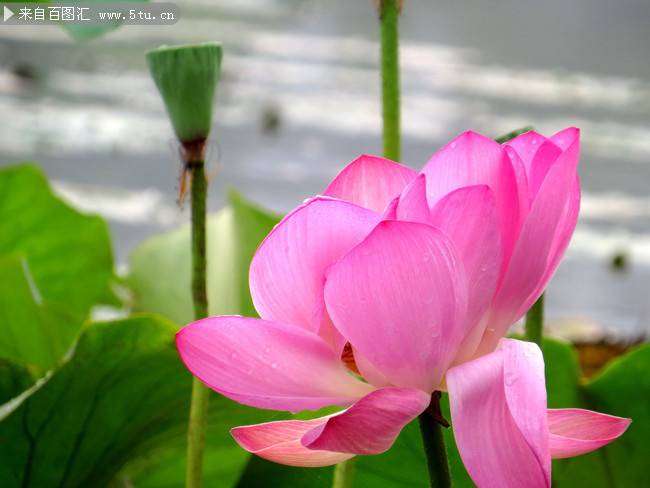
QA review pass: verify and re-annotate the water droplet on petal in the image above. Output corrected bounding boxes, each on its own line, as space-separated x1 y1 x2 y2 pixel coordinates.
271 362 278 369
450 141 457 149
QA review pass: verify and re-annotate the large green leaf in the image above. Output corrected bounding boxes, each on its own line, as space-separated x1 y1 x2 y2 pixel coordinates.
127 210 234 325
0 315 275 488
237 457 333 488
355 421 429 487
0 164 115 315
122 392 286 488
127 191 280 325
0 359 33 405
0 315 180 487
0 257 78 370
542 338 582 408
553 342 650 488
0 164 116 368
585 343 650 487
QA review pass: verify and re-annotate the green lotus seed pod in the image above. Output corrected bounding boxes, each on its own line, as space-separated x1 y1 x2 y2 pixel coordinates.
146 42 222 143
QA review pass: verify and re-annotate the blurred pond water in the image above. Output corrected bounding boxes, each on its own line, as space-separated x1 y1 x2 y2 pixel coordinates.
0 0 649 338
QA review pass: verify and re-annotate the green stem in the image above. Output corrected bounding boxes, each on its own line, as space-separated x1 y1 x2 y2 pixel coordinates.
332 458 356 488
380 0 401 161
525 293 544 347
186 159 210 488
418 395 452 488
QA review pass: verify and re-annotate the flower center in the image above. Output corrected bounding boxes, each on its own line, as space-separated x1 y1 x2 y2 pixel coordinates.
340 342 361 375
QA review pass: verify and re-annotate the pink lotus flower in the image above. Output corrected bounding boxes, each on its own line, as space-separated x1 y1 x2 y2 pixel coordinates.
177 129 630 486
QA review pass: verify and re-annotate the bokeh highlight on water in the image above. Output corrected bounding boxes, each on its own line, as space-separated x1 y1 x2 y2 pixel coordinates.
0 0 648 338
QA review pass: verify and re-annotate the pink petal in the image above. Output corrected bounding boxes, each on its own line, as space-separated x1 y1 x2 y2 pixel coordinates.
506 131 562 203
395 174 430 224
551 127 580 150
323 154 417 213
478 134 580 355
447 339 550 488
312 300 348 355
534 130 581 292
547 408 631 459
537 176 581 293
421 131 521 266
505 131 547 171
250 197 380 338
232 419 354 467
176 316 373 412
353 346 392 388
302 387 430 455
231 387 429 467
381 196 399 220
504 146 530 229
429 185 502 363
325 220 467 392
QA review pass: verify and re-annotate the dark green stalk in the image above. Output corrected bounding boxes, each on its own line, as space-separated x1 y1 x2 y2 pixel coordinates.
190 160 208 321
380 0 401 161
147 42 221 488
418 394 452 488
186 156 210 488
524 294 544 347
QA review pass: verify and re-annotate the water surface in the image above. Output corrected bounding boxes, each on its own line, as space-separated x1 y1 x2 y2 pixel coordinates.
1 0 648 337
